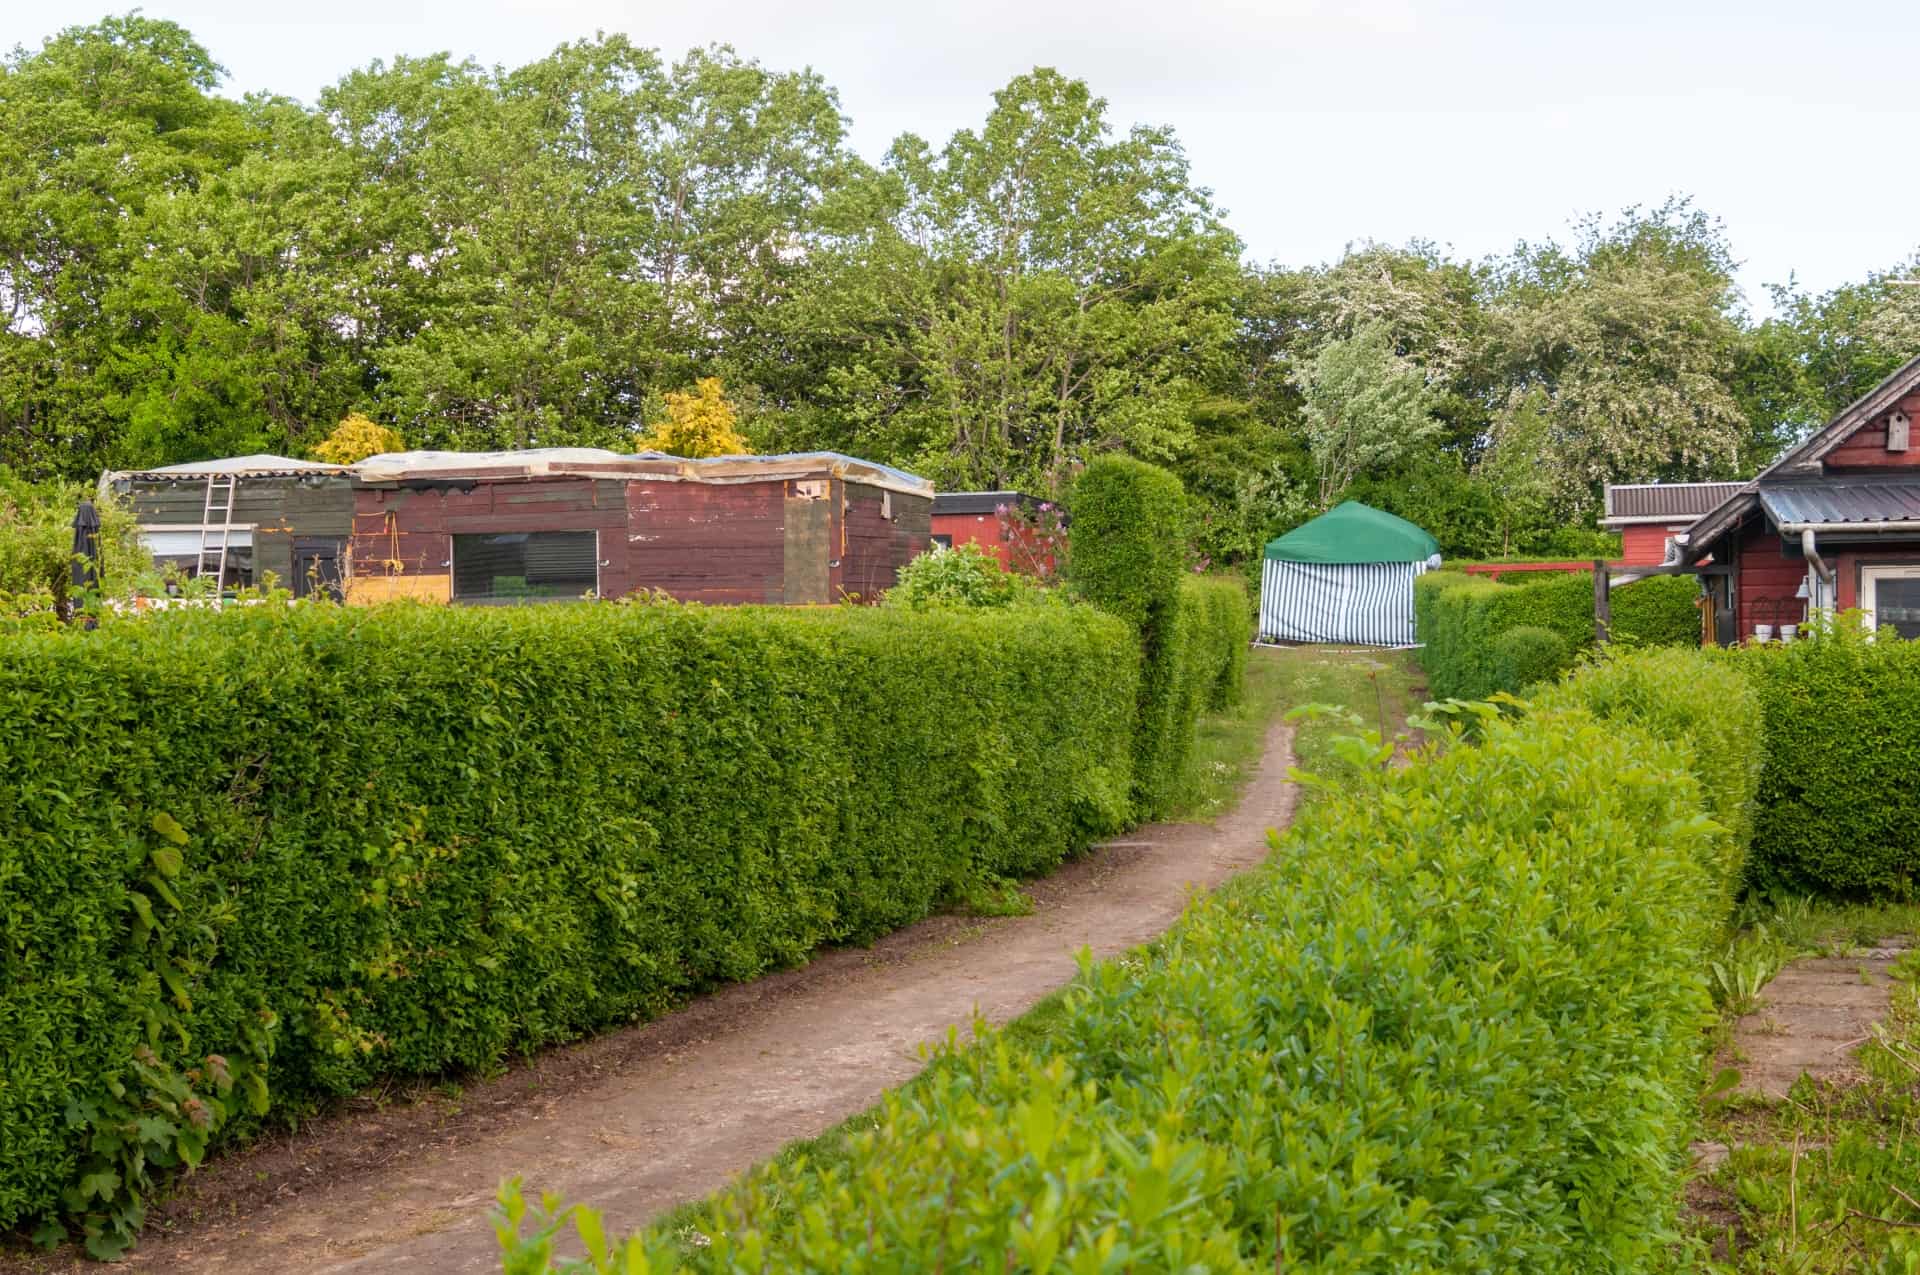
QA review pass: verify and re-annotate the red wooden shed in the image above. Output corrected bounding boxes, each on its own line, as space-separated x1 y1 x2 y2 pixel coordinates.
1601 482 1746 566
343 449 932 606
1683 354 1920 643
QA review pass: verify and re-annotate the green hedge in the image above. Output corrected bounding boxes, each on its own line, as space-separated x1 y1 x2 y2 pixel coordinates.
1536 647 1764 908
1128 576 1252 816
0 600 1138 1248
1067 459 1248 818
1065 457 1187 630
1491 624 1573 692
1415 569 1703 700
1738 624 1920 897
535 701 1727 1270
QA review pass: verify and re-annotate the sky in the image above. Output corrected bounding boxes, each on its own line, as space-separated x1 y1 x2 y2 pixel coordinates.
8 0 1918 314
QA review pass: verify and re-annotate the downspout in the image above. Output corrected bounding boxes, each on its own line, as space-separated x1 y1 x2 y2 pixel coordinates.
1801 528 1836 614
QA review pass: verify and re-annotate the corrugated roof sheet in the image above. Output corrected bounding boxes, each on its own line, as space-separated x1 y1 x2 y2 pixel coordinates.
1603 482 1746 520
1759 481 1920 526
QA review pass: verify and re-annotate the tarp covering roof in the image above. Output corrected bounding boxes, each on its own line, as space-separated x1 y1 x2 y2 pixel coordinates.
353 448 934 496
139 454 348 476
1264 501 1439 565
1759 480 1920 526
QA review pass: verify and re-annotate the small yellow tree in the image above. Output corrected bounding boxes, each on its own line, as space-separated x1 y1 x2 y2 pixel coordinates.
311 413 407 465
641 378 750 458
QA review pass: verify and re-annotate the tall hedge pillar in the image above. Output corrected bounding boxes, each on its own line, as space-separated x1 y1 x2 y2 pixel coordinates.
1068 457 1190 816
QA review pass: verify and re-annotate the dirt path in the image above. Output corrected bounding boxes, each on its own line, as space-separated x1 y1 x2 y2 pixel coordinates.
54 718 1301 1275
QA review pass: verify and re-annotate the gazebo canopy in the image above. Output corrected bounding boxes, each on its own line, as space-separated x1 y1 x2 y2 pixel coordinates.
1263 501 1439 565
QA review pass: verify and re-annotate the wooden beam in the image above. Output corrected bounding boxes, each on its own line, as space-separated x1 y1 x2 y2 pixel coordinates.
1594 559 1612 645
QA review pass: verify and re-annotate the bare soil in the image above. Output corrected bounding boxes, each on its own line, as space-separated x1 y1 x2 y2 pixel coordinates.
13 720 1300 1274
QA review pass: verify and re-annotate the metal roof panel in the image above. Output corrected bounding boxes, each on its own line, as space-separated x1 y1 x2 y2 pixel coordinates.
1759 481 1920 525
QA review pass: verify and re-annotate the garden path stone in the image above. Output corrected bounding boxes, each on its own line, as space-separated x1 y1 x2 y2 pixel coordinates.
1732 941 1908 1100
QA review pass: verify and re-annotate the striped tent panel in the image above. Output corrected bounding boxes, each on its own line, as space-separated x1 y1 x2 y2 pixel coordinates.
1258 559 1429 646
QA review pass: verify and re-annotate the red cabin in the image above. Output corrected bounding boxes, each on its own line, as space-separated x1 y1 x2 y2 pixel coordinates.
1683 354 1920 644
929 491 1057 575
1601 482 1746 566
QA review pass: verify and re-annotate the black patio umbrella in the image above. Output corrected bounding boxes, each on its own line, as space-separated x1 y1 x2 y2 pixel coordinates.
70 497 100 594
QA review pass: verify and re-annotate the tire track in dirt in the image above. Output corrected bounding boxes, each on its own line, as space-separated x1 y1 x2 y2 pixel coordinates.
22 718 1301 1275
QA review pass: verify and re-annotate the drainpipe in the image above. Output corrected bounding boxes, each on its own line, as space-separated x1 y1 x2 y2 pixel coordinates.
1800 528 1836 614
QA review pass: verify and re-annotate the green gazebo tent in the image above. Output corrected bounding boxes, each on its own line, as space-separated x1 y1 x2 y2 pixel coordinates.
1259 501 1440 645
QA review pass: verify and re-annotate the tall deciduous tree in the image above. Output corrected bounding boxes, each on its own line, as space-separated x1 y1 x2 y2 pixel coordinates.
1291 321 1437 509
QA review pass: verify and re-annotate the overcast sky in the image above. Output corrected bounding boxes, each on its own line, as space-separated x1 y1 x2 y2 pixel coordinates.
9 0 1917 314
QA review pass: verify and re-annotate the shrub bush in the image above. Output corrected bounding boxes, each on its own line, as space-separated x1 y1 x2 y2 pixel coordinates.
881 542 1036 608
0 599 1137 1248
1416 569 1702 700
1065 457 1186 630
1490 624 1573 692
1067 459 1249 818
1737 622 1920 897
1536 647 1764 906
518 703 1725 1271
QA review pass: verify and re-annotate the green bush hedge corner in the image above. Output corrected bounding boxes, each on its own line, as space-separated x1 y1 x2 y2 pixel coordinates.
1416 568 1702 700
0 600 1139 1236
1066 458 1250 819
617 702 1729 1270
1538 647 1764 909
1737 622 1920 897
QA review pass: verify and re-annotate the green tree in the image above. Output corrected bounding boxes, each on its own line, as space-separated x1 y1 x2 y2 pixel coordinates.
1488 200 1750 510
1291 320 1438 509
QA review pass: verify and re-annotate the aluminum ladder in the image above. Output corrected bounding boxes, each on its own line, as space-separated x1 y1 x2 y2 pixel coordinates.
196 473 238 596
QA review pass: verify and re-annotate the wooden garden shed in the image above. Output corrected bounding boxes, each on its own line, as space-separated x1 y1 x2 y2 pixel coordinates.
346 449 933 606
1682 353 1920 643
100 454 355 598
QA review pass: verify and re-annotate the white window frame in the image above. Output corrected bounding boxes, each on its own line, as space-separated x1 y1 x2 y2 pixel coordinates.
1859 563 1920 632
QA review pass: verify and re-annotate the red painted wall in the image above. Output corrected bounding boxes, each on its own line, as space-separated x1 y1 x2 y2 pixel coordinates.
1824 390 1920 471
625 478 787 604
1734 518 1810 637
1619 524 1686 566
930 511 1009 566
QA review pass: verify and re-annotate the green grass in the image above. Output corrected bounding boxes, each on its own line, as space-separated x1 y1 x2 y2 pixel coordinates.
639 646 1415 1247
1161 645 1422 819
1672 898 1920 1273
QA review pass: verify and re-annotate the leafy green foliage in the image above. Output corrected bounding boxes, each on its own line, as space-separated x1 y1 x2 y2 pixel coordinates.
1535 646 1765 907
882 542 1036 609
1737 621 1920 898
0 599 1140 1238
0 472 151 612
1490 624 1573 692
503 700 1730 1270
1415 569 1703 700
1065 456 1187 629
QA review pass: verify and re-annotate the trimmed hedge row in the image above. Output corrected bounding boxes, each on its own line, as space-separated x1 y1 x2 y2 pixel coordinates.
1737 622 1920 897
1067 458 1253 818
1415 568 1703 700
1537 647 1765 908
559 685 1735 1271
0 601 1140 1243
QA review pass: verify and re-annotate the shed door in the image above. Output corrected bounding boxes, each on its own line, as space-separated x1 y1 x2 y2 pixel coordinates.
293 537 346 602
1861 565 1920 639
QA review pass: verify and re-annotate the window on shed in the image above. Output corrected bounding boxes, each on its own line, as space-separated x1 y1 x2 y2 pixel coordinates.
452 531 598 603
